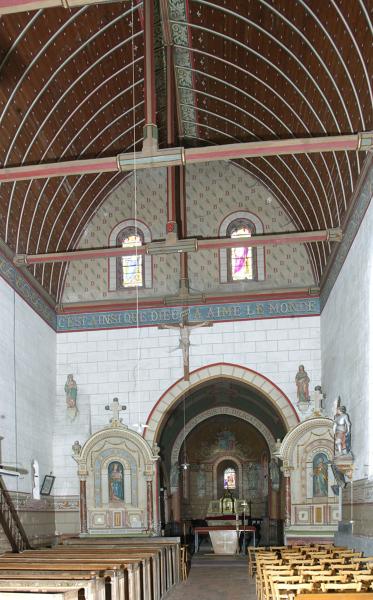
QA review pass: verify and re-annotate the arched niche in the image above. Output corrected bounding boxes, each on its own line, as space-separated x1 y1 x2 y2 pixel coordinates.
276 417 339 543
74 423 159 535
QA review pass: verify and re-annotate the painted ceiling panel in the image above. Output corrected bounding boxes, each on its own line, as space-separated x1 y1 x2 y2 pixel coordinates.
0 0 371 300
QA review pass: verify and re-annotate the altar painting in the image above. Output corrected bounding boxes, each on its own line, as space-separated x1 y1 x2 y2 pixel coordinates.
109 461 124 502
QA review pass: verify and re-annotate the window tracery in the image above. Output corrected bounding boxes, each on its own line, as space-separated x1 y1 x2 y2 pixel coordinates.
219 211 265 283
108 219 152 291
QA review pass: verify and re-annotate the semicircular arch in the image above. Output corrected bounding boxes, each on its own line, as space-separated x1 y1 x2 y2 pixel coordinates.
144 363 299 446
170 406 276 466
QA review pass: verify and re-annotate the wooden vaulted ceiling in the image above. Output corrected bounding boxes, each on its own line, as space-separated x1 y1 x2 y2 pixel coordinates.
0 0 371 301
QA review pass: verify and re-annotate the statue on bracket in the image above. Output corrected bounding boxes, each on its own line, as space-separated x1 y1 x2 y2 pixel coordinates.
269 458 280 492
65 374 78 422
333 403 352 457
332 399 354 480
295 365 310 403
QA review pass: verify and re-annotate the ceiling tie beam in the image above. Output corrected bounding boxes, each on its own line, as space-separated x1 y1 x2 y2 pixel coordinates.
13 227 342 266
0 0 121 15
0 133 371 184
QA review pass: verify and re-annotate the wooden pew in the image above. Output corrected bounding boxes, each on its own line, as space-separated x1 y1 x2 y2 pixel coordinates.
0 562 130 600
0 575 105 600
0 593 78 600
53 547 160 599
12 548 158 600
62 538 180 590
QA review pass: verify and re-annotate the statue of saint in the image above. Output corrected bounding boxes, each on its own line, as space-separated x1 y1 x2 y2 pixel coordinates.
65 374 78 422
247 462 259 490
295 365 310 402
197 466 206 497
170 462 179 488
31 459 40 500
269 458 280 492
333 405 351 456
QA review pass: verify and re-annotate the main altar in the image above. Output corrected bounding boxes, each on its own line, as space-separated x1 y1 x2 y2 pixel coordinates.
194 492 255 554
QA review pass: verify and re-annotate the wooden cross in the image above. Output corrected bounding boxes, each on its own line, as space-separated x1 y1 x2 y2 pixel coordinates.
158 310 212 380
105 397 126 425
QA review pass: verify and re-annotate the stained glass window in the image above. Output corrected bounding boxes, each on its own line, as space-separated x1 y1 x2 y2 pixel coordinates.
224 467 236 490
228 220 255 281
117 227 144 288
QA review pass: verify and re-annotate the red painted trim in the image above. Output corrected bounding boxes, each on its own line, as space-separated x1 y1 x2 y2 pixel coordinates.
145 362 299 438
186 139 357 162
0 159 118 182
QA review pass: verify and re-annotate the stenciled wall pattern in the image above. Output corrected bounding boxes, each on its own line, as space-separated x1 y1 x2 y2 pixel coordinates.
62 162 315 304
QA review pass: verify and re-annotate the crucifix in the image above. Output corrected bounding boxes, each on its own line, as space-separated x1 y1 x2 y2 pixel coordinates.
158 310 213 381
105 397 126 426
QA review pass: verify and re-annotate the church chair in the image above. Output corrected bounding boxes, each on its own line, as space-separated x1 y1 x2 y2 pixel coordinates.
256 562 285 600
330 564 361 572
351 558 373 564
296 569 333 578
264 570 296 600
180 546 188 582
320 582 363 593
271 580 314 600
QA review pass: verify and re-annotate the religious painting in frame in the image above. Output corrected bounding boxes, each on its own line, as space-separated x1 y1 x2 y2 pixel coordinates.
40 474 55 495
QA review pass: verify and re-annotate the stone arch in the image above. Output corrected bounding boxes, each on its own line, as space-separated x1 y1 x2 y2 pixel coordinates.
170 406 276 466
144 362 299 446
278 416 334 469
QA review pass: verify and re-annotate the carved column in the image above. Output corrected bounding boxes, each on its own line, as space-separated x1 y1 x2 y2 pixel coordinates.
147 479 153 532
79 477 88 534
283 468 292 527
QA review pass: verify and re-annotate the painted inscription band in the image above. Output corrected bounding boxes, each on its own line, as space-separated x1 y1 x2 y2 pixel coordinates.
57 297 320 332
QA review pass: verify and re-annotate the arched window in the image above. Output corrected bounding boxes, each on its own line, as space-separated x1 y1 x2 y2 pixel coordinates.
117 227 144 289
108 220 152 291
227 219 256 281
219 211 265 283
224 467 236 490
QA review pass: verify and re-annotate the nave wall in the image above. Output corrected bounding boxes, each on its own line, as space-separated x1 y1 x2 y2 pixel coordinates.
321 188 373 550
0 276 56 544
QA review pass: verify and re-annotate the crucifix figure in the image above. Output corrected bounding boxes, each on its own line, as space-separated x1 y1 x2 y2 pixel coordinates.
158 310 212 380
105 397 126 426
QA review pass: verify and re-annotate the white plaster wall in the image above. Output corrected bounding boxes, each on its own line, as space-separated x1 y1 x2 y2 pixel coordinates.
55 314 321 495
0 277 56 493
321 198 373 481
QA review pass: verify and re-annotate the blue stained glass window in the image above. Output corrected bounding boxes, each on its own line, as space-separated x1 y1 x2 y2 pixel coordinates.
117 227 144 288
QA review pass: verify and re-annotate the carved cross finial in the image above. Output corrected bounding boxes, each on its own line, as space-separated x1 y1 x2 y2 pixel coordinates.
105 397 126 426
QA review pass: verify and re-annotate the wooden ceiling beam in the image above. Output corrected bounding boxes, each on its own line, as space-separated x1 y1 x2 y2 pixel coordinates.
0 133 370 184
13 228 342 266
0 0 119 15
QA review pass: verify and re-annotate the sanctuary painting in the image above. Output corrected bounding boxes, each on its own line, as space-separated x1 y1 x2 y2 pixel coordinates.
108 461 124 502
313 453 328 497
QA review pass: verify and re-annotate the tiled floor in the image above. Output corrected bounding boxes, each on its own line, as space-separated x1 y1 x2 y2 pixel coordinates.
166 553 256 599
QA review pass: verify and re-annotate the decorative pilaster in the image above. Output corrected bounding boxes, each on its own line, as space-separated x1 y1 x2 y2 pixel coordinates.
282 467 292 527
147 478 153 532
79 478 88 533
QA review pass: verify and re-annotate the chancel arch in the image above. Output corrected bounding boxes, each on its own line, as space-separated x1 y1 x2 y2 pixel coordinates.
145 362 298 449
155 371 290 537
